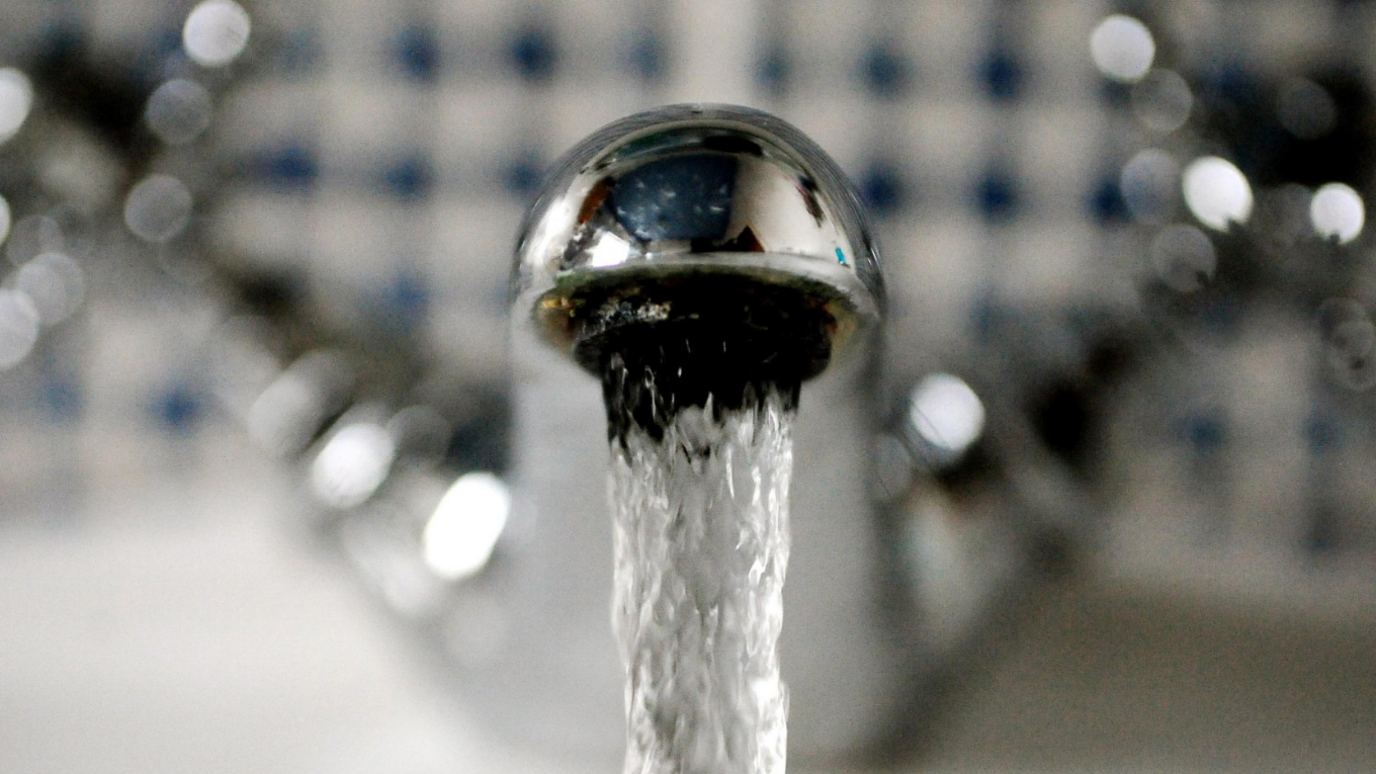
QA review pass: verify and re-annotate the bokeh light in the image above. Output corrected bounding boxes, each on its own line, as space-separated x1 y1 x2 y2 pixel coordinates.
1181 156 1253 231
1276 77 1337 140
0 68 33 144
0 288 40 369
1309 182 1364 244
310 422 396 509
1120 148 1180 223
423 472 512 581
183 0 252 68
5 215 63 265
12 252 85 325
124 174 193 243
145 79 213 145
1151 224 1216 293
1131 69 1193 133
246 350 354 457
909 373 986 457
1090 15 1155 83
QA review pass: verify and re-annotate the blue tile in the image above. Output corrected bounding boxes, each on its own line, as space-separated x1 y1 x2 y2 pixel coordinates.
260 144 318 190
508 24 557 82
756 45 790 95
277 29 320 73
41 374 83 423
1088 174 1129 223
858 42 911 99
394 24 440 82
371 269 430 334
383 155 434 200
1097 79 1131 107
975 167 1019 222
152 382 203 436
626 31 665 83
858 162 907 217
1179 409 1227 453
978 48 1023 101
502 153 544 199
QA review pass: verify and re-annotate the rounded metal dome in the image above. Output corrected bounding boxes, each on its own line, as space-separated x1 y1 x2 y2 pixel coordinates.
511 104 885 371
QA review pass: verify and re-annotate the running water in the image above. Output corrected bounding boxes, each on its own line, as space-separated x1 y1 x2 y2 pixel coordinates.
603 353 797 774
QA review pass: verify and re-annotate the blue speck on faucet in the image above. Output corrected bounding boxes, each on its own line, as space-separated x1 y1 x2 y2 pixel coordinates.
835 248 847 265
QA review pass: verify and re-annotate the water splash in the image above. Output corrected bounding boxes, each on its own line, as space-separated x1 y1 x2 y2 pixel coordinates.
606 372 795 774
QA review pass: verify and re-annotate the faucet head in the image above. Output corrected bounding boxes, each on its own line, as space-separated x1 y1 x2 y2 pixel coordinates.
512 104 884 381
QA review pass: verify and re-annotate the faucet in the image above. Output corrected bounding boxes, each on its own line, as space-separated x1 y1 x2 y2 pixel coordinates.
481 104 906 763
200 104 934 765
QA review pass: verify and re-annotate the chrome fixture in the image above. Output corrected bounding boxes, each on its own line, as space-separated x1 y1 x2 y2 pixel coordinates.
488 104 906 761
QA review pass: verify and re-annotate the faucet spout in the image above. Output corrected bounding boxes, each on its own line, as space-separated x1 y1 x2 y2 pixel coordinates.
512 104 885 375
490 105 903 763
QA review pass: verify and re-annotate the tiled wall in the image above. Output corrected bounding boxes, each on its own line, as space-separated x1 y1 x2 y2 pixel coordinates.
2 0 1375 615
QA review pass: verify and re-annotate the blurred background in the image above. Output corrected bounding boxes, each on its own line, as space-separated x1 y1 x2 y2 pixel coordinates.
2 0 1375 772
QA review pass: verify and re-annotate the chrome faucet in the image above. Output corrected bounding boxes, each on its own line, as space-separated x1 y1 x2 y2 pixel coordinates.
484 104 906 762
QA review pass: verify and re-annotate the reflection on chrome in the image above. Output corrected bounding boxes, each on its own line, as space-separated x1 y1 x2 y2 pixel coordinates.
586 232 635 268
909 373 985 458
12 252 85 325
0 68 33 144
1120 148 1179 224
145 79 214 145
183 0 252 68
1310 182 1364 244
1181 156 1253 231
124 175 194 243
1090 15 1155 84
1131 69 1193 134
423 471 512 581
310 422 397 509
0 288 40 369
1150 224 1215 293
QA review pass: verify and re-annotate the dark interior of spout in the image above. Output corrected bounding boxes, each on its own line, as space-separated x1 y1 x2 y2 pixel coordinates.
568 273 837 445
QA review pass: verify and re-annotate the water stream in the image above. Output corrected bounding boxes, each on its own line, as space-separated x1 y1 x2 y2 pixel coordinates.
601 347 799 774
